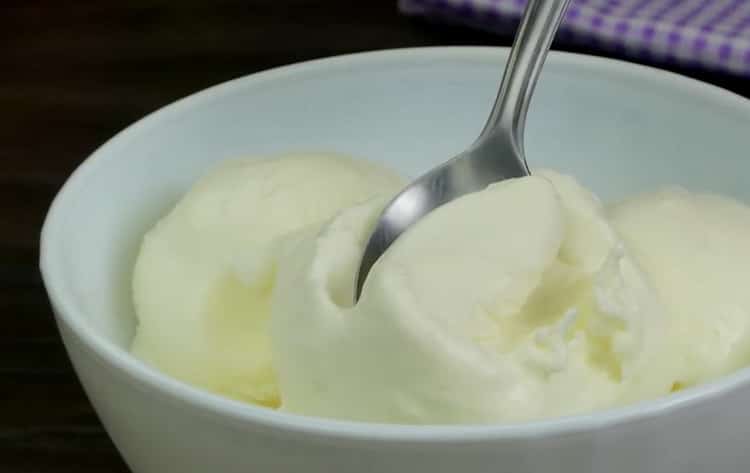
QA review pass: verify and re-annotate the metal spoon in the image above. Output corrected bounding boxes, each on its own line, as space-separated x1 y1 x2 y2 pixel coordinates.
355 0 571 300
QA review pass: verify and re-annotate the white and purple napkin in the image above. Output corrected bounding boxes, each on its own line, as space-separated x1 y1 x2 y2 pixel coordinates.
400 0 750 75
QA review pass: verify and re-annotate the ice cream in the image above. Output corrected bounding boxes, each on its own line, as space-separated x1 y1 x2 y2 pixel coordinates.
271 170 677 423
131 153 403 407
609 189 750 390
131 153 750 424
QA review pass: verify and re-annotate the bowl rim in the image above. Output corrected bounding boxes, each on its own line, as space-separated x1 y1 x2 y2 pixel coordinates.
40 46 750 443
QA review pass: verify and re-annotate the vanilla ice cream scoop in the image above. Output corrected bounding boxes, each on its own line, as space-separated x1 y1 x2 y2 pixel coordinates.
610 188 750 390
131 153 402 407
271 171 676 424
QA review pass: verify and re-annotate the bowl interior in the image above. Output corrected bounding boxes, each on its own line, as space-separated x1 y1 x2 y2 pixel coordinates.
43 47 750 357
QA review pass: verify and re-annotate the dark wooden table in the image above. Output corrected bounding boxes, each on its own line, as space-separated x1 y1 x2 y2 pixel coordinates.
3 1 749 472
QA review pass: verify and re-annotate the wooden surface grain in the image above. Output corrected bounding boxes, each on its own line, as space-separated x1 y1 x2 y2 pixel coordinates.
2 1 749 472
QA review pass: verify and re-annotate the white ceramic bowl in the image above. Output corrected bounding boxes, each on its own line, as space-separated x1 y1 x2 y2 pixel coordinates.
41 47 750 473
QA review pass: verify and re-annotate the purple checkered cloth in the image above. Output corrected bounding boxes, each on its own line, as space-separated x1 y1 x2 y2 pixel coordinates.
399 0 750 75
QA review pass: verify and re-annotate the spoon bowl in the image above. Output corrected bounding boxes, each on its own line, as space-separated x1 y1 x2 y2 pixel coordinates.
40 45 750 473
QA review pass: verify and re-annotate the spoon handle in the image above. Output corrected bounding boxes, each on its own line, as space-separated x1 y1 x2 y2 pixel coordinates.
478 0 571 154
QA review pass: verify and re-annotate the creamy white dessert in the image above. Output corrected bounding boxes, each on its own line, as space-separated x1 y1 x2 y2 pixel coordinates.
131 153 402 407
610 189 750 389
132 153 750 424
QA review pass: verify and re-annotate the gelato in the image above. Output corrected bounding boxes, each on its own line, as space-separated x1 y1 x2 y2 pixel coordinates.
131 153 402 407
131 153 750 424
